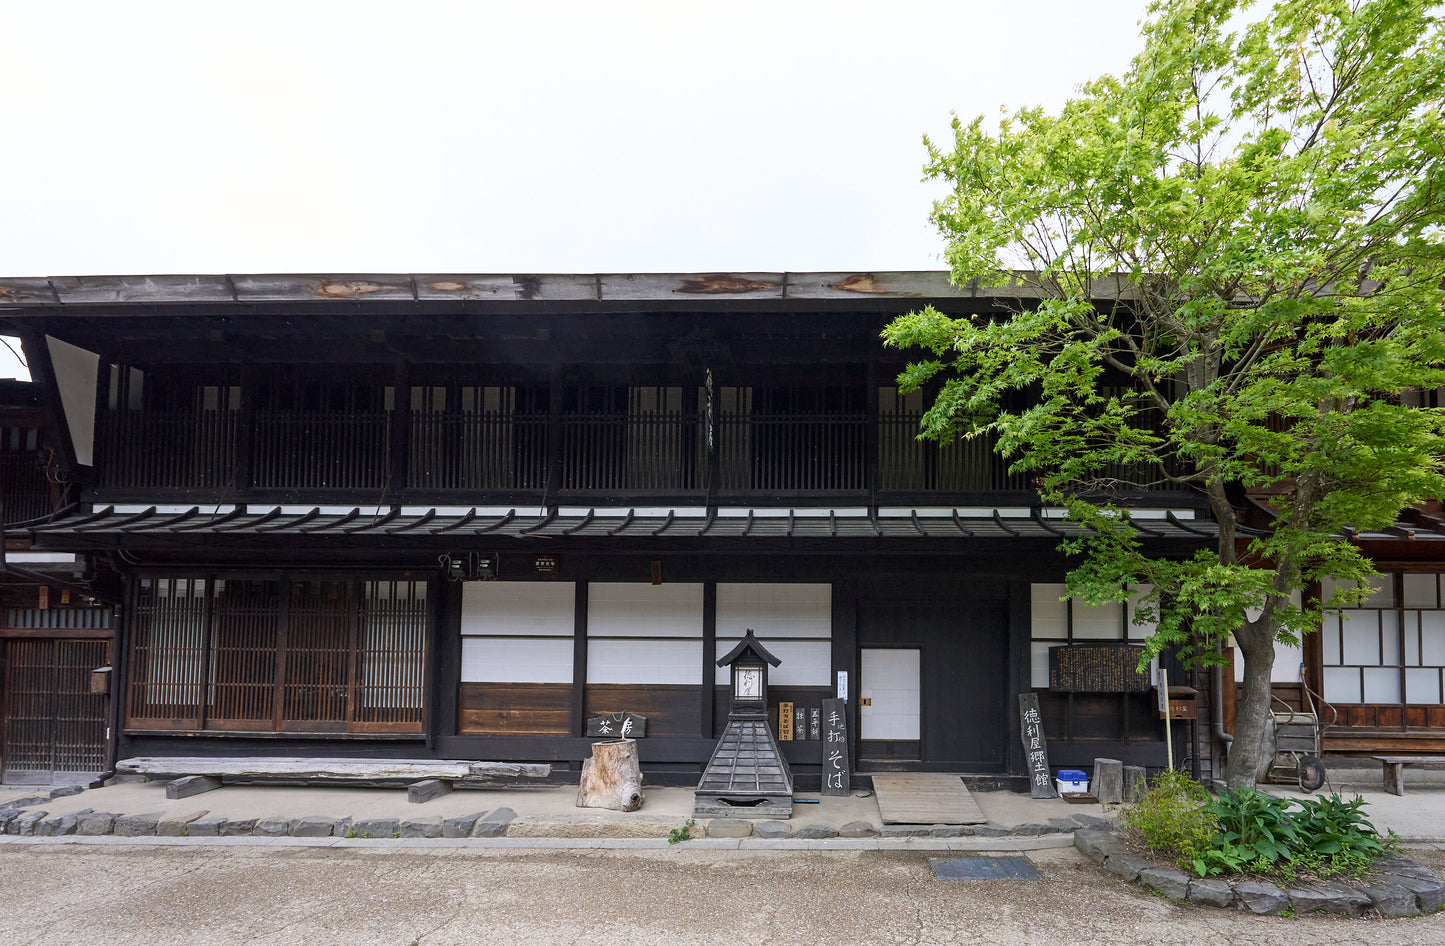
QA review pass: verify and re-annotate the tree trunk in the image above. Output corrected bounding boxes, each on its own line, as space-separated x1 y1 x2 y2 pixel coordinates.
576 738 645 811
1226 622 1277 788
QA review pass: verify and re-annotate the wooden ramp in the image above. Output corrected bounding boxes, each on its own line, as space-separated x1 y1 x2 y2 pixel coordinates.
872 773 987 825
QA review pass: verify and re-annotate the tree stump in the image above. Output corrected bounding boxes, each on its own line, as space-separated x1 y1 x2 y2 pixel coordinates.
1094 758 1124 805
577 738 644 811
1123 765 1148 803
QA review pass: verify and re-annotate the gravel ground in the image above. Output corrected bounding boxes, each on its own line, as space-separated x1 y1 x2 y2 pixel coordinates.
1 843 1441 945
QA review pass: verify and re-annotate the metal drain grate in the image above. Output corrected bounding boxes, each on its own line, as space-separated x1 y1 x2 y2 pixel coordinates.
928 856 1045 881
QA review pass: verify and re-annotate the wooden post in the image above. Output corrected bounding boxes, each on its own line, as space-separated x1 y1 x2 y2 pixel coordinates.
1123 765 1148 803
576 739 644 812
1094 758 1124 805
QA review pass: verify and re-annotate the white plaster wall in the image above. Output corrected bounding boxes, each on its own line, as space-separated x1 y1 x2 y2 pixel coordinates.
586 583 703 637
461 582 575 636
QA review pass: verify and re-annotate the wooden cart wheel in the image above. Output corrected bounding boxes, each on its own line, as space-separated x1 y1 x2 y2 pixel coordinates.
1297 756 1326 792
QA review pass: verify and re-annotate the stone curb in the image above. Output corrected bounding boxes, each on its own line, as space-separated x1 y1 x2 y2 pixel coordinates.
0 833 1077 852
1 803 1109 843
1073 826 1444 917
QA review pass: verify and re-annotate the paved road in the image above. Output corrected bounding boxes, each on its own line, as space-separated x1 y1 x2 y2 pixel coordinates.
2 843 1443 945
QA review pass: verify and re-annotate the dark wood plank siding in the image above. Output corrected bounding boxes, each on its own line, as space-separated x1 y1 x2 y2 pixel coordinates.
458 682 571 735
584 684 699 738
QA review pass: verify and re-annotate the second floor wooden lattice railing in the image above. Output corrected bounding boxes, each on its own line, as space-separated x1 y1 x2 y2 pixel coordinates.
92 406 1177 499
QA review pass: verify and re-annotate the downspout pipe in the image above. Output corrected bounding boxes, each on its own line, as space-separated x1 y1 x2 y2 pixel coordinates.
1213 640 1234 781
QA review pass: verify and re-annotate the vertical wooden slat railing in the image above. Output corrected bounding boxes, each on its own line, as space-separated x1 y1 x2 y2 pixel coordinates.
96 410 239 489
252 410 390 490
410 410 548 491
716 411 870 491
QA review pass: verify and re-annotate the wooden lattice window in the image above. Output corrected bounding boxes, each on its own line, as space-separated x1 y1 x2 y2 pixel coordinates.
126 576 427 734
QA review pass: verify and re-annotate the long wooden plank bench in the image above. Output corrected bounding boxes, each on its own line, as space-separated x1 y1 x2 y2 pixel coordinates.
1371 755 1445 796
116 756 552 803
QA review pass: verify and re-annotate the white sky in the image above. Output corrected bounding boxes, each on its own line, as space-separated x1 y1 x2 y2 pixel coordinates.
0 0 1156 378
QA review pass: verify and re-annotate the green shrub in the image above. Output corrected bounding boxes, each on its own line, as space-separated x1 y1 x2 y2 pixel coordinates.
1119 769 1219 869
1121 774 1394 881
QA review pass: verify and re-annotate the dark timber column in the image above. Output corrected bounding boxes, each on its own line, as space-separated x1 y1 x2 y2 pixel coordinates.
701 582 717 737
865 357 879 507
1006 580 1031 778
427 577 460 752
547 362 564 503
571 583 589 737
832 588 858 772
235 366 257 493
386 358 411 502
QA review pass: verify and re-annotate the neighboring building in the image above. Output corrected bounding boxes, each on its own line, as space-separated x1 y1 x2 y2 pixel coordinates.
0 271 1429 788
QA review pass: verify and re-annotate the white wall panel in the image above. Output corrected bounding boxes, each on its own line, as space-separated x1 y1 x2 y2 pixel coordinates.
714 639 831 686
587 583 703 637
461 582 575 636
587 639 702 684
461 637 573 683
1030 584 1067 639
716 583 830 638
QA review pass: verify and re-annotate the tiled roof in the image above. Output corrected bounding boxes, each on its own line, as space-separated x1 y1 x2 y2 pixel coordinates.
29 505 1221 543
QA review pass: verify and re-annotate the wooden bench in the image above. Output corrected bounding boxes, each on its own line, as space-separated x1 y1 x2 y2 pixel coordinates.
1371 755 1445 795
116 756 552 803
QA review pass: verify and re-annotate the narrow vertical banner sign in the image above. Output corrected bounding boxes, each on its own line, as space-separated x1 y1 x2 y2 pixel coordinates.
820 698 851 796
1018 693 1057 799
778 701 794 741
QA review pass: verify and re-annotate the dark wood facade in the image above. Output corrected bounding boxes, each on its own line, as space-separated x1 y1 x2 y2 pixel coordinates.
0 271 1238 785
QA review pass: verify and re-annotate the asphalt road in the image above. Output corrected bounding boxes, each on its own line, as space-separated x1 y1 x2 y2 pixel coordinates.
2 844 1443 946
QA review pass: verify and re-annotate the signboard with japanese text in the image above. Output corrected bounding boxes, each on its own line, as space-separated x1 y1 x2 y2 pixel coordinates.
585 711 647 738
821 698 851 796
1018 693 1056 798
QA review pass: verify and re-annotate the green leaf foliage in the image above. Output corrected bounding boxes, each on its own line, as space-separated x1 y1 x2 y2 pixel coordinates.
885 0 1445 786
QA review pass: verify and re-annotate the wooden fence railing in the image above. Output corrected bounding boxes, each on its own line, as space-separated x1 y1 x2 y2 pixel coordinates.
94 406 1190 497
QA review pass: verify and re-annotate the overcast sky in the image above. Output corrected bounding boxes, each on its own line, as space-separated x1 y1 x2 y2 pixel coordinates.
0 0 1157 377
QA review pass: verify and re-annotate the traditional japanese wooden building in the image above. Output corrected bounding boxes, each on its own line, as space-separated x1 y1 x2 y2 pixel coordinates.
0 271 1430 789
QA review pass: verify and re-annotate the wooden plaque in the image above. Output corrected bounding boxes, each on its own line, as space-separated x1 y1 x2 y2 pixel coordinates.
586 711 647 738
1018 693 1056 798
778 701 794 740
1048 644 1151 693
821 698 850 795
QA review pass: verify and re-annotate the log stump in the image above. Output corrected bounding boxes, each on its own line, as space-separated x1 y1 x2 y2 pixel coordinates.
1094 758 1124 805
1123 765 1148 803
577 738 644 812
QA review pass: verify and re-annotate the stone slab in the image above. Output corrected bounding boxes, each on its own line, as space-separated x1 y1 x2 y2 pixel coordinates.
114 812 160 836
705 819 753 838
1234 880 1289 915
1136 866 1190 900
353 818 400 839
473 808 515 838
442 812 486 839
1187 878 1235 907
156 810 208 837
754 821 793 839
400 817 443 839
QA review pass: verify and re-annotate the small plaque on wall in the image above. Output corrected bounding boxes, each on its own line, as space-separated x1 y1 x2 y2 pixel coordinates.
533 554 561 574
778 701 794 740
586 711 646 738
809 707 821 741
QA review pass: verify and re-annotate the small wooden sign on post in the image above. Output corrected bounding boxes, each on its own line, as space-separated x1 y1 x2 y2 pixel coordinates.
1019 693 1057 798
778 701 794 740
820 698 851 796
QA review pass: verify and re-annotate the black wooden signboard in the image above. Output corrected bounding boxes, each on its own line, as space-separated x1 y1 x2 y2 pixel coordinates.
821 698 850 796
809 706 821 742
1018 693 1056 798
586 711 647 738
1048 644 1151 693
